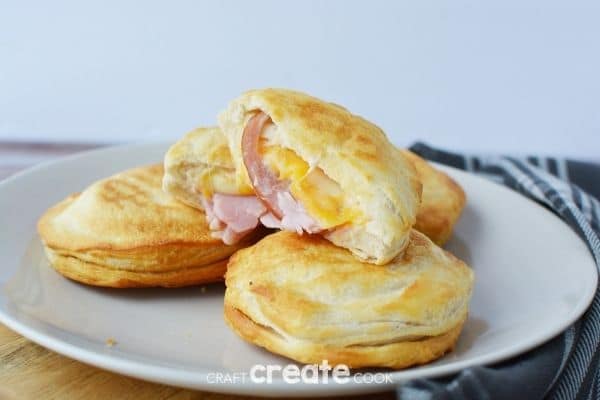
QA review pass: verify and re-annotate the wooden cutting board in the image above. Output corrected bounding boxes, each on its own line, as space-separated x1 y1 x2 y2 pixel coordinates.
0 141 396 400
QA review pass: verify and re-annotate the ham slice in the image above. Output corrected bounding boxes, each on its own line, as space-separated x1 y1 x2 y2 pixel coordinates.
200 111 323 245
201 194 266 245
201 190 320 245
241 112 287 217
241 112 322 234
271 191 321 234
212 193 266 233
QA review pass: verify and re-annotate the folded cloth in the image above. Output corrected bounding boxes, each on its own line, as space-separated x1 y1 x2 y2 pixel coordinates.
398 143 600 400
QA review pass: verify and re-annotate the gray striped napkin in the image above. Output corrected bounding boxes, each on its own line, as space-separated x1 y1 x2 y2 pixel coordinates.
397 143 600 400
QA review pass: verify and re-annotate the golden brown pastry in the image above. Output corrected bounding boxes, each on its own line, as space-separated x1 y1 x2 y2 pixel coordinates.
224 230 474 369
218 88 422 265
38 164 258 288
401 150 467 245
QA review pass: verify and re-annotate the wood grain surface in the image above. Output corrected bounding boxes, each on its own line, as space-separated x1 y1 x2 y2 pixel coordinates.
0 141 396 400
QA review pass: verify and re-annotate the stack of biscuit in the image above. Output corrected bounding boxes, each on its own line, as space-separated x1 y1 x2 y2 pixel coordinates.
38 88 473 369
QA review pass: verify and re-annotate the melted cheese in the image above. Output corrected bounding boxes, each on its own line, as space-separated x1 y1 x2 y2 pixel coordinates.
260 143 359 228
197 166 253 197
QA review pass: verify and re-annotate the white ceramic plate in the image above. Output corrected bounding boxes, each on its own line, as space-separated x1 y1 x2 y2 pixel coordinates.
0 143 596 397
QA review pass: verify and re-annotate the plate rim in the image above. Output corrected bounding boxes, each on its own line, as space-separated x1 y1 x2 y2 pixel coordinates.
0 141 597 397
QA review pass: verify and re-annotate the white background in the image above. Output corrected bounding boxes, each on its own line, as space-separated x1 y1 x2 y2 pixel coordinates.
1 1 599 159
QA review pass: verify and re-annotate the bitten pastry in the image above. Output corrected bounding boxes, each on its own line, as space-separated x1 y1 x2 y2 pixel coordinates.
224 230 474 369
38 164 258 288
401 150 466 245
218 88 422 265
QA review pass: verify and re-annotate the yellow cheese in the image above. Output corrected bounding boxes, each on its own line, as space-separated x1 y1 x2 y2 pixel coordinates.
261 143 308 181
196 166 254 197
261 144 359 228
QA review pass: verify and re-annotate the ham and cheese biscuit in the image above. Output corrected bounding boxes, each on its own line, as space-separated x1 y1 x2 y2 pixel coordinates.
224 230 474 369
38 164 259 288
219 88 422 265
